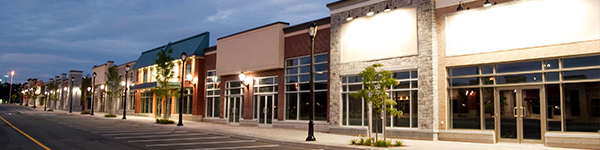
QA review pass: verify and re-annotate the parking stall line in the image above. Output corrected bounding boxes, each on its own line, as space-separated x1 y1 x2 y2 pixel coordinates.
180 145 280 150
93 129 170 134
128 136 231 143
102 131 188 136
146 140 255 147
114 133 208 139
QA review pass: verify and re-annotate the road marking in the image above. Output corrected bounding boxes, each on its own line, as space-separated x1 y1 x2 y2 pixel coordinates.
114 133 208 139
0 116 51 150
147 140 255 147
102 131 188 136
181 144 279 150
93 129 170 133
129 136 231 143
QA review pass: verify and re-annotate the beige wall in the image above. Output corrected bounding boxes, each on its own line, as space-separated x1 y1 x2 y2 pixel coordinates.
92 64 109 85
216 23 288 76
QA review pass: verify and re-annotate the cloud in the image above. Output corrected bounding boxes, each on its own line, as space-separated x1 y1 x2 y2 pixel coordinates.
0 53 94 64
205 9 234 22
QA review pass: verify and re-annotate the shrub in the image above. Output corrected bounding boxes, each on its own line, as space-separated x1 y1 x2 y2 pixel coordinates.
350 138 357 145
394 140 403 146
47 109 53 111
80 111 91 114
374 139 392 147
31 106 36 108
362 138 372 146
104 114 117 117
156 119 175 124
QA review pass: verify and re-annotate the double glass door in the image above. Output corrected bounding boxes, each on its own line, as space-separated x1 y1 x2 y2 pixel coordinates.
227 96 243 124
256 95 277 126
497 87 544 144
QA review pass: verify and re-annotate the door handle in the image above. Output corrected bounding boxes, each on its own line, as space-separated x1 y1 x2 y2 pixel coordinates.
513 107 518 117
522 107 527 117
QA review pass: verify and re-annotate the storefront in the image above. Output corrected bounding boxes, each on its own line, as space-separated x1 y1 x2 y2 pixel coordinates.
437 0 599 148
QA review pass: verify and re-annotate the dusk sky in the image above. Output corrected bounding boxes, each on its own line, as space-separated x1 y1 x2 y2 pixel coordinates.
0 0 333 83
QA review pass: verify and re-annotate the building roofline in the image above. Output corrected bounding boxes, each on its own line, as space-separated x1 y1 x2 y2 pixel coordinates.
140 32 209 54
204 46 217 53
283 17 331 34
217 22 290 40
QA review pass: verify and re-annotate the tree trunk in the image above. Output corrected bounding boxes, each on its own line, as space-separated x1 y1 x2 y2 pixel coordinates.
375 113 379 142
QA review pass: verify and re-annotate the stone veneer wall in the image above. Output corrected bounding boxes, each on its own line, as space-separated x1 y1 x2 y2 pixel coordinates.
328 0 437 138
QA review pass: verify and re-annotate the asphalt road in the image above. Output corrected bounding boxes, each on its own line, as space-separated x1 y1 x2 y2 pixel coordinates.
0 104 315 150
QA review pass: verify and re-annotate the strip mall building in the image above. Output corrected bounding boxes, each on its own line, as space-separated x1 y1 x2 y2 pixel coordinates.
130 0 599 148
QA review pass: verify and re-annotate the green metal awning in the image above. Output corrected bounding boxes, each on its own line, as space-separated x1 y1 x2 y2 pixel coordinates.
132 32 210 70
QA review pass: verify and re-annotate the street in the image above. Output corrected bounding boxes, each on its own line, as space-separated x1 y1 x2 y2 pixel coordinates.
0 104 315 150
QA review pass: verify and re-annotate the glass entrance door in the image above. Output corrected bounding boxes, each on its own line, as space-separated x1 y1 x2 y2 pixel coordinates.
257 95 277 126
227 96 243 124
497 87 544 144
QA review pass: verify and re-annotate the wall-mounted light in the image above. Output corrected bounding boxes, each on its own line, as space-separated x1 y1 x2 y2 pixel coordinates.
456 1 469 11
384 4 391 12
346 14 353 21
239 72 251 89
367 8 374 16
483 0 496 7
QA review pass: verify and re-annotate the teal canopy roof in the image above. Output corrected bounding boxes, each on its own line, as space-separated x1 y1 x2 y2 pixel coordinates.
132 32 210 70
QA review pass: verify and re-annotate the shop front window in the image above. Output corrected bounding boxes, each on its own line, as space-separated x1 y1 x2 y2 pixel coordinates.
285 53 328 121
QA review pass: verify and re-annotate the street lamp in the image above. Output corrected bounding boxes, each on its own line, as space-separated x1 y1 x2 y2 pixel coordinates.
100 84 105 112
91 72 96 115
9 71 14 104
178 52 187 126
69 77 74 113
123 64 129 119
306 22 317 141
44 91 48 111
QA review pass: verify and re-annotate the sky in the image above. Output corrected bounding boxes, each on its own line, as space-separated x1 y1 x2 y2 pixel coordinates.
0 0 333 83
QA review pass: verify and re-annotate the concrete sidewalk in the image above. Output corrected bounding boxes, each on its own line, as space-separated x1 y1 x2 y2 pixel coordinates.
22 106 577 150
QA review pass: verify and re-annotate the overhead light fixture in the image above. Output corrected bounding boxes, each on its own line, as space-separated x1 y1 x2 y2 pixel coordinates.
346 14 353 21
456 1 469 11
384 5 391 12
367 8 374 16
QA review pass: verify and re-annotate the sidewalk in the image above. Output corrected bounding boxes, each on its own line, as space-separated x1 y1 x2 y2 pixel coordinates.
21 106 576 150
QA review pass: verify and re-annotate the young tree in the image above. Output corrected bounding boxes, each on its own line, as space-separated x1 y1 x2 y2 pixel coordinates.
153 48 178 120
45 82 59 110
105 66 123 115
25 87 40 108
351 63 403 141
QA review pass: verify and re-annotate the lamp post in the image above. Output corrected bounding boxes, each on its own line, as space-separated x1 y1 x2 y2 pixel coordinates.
306 22 317 141
44 91 48 111
69 77 74 113
91 72 96 115
123 65 129 119
9 71 14 104
178 52 187 126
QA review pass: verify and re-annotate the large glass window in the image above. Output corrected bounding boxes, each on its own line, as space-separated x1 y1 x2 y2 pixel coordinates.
341 70 419 128
177 88 192 114
563 82 600 132
285 53 328 121
141 91 152 113
206 70 220 118
449 88 481 129
447 54 600 133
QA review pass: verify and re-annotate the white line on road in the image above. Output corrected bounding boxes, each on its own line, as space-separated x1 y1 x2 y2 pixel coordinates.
114 133 208 139
129 136 230 143
180 145 279 150
146 140 255 147
93 129 171 133
102 131 188 136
